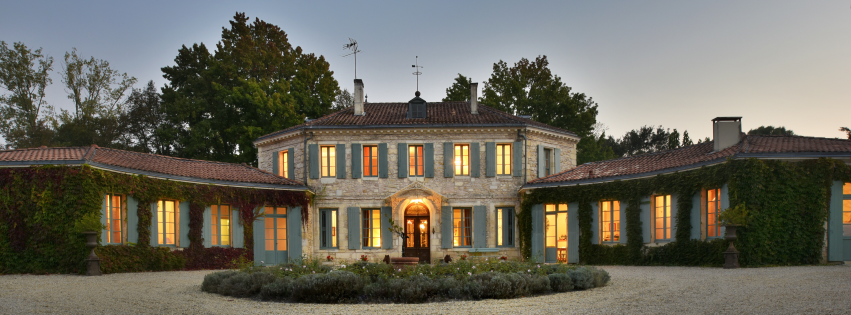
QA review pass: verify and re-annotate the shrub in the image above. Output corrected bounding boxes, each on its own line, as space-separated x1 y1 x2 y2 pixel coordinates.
548 273 574 292
97 245 186 273
504 272 530 297
590 267 611 287
364 279 391 301
397 275 440 303
217 272 276 297
260 277 293 301
527 274 551 294
202 271 238 293
568 267 594 290
181 247 250 270
437 277 463 298
291 271 364 303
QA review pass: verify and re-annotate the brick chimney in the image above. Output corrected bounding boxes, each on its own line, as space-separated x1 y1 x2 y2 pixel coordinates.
354 79 364 116
470 82 478 114
712 117 742 151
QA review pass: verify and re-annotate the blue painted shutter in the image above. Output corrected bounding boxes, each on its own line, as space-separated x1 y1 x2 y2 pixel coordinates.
443 142 454 178
232 208 244 248
253 216 264 265
513 141 523 177
473 205 486 248
424 143 434 178
351 144 362 179
554 148 561 173
336 144 346 179
828 181 844 261
381 206 392 249
641 197 651 243
378 143 388 178
150 202 158 247
670 194 678 241
398 143 408 178
308 144 319 179
568 203 580 263
348 207 361 249
100 195 108 244
485 142 496 177
272 151 280 176
287 147 295 180
203 206 212 247
537 145 545 178
126 196 139 244
590 202 599 245
531 204 544 263
179 201 190 248
441 206 453 248
470 142 480 178
620 200 629 244
288 207 302 262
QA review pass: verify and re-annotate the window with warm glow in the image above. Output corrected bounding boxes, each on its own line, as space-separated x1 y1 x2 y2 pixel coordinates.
320 208 337 249
363 145 378 177
157 200 177 246
454 144 470 176
543 148 553 176
278 150 289 178
545 204 568 262
211 204 231 246
409 145 424 176
264 206 287 251
844 183 851 236
320 146 336 177
654 195 672 241
362 209 381 248
707 188 721 238
453 208 472 247
496 207 515 247
105 194 122 244
601 201 620 243
496 144 512 175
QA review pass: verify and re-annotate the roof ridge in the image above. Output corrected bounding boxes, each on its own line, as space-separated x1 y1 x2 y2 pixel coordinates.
748 134 851 141
96 147 258 167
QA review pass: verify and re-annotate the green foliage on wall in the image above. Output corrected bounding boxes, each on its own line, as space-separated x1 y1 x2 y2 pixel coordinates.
520 158 848 266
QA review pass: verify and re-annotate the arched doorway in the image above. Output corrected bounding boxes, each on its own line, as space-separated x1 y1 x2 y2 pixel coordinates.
403 202 430 263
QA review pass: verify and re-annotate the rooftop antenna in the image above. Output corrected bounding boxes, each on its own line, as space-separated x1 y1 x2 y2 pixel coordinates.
412 56 423 93
343 38 362 79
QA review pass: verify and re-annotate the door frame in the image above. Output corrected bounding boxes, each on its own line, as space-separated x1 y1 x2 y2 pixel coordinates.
264 208 288 265
402 202 431 263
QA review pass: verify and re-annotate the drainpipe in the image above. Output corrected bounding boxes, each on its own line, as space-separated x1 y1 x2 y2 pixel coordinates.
303 130 314 182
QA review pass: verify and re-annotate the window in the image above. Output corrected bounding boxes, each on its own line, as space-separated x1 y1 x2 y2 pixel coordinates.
211 204 231 246
362 209 381 248
496 144 512 175
409 145 424 176
844 183 851 237
278 150 289 178
601 201 620 243
496 207 515 247
411 102 426 118
157 200 177 246
320 146 336 177
320 209 338 249
363 145 378 177
545 204 568 263
105 194 122 244
454 144 469 176
264 206 287 251
453 208 472 247
654 195 672 241
544 148 552 176
707 188 721 238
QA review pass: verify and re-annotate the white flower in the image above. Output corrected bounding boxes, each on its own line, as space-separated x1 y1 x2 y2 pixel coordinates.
468 272 471 276
537 264 541 268
419 273 423 275
527 269 531 272
341 264 346 268
261 261 264 264
312 271 315 274
303 265 306 268
472 266 476 269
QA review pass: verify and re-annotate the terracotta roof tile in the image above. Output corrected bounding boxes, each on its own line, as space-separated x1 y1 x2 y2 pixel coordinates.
0 146 90 161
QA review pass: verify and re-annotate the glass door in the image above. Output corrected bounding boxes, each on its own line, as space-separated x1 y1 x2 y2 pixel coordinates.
264 206 287 265
545 204 568 263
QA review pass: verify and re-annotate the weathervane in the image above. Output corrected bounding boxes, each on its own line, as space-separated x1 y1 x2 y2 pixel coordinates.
343 38 362 79
412 56 423 92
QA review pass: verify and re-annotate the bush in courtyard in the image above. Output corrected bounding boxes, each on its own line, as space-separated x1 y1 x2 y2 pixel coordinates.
260 277 294 300
290 271 364 303
568 267 594 290
202 271 238 293
527 274 551 294
590 267 611 287
548 273 575 292
437 277 464 297
217 272 276 297
97 245 186 273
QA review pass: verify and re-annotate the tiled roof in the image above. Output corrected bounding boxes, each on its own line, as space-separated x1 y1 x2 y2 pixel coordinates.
0 146 306 188
256 102 577 142
527 135 851 187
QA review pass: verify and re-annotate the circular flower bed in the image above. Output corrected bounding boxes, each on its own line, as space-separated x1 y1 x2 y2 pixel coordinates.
202 259 610 303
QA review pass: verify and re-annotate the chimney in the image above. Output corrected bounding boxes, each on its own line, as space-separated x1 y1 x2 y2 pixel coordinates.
354 79 364 116
470 82 478 114
712 117 742 151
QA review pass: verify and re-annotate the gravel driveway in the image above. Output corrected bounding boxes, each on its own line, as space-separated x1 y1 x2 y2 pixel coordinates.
1 265 849 314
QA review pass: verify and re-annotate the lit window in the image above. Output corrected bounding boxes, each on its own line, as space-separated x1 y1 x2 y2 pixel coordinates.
843 183 851 237
497 207 515 247
454 144 469 176
654 195 672 241
601 201 620 243
363 145 378 177
362 209 381 248
320 209 338 249
157 200 177 246
320 146 336 177
211 204 231 246
409 145 424 176
105 194 122 244
545 204 568 263
707 188 721 238
453 208 472 247
278 150 288 178
264 206 287 251
496 144 512 175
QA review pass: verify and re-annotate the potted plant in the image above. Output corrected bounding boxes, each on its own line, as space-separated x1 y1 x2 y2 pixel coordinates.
717 204 749 269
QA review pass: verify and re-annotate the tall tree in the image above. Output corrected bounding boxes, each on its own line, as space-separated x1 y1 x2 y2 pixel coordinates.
667 129 680 150
160 13 339 165
840 127 850 140
0 41 56 148
747 125 795 136
682 130 693 146
442 73 472 101
119 80 166 153
332 88 353 111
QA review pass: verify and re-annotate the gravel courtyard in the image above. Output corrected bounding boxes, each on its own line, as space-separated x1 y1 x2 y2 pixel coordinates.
1 265 849 314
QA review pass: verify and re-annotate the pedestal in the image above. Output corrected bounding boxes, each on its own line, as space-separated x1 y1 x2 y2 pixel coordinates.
83 232 102 276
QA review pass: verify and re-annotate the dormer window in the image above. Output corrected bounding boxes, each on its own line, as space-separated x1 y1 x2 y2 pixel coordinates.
407 91 427 119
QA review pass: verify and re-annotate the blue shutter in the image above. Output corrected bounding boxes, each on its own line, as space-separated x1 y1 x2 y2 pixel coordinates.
348 207 361 249
398 143 408 178
473 205 486 248
288 207 302 262
150 202 158 247
690 193 701 240
308 144 319 179
336 144 346 179
641 197 651 243
441 206 453 249
100 195 108 244
253 216 264 266
720 184 730 238
531 204 544 263
126 196 139 244
567 202 579 263
351 144 362 179
828 181 844 261
485 142 496 177
554 148 561 173
620 200 629 245
179 201 190 248
470 142 480 178
443 142 453 178
378 143 388 178
670 194 678 240
272 150 280 176
537 145 545 178
513 141 523 177
424 143 434 178
232 208 244 248
590 202 599 245
381 206 392 249
203 206 212 247
287 147 295 180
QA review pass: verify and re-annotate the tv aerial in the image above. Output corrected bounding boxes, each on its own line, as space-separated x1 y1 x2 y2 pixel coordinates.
343 38 362 79
412 56 423 92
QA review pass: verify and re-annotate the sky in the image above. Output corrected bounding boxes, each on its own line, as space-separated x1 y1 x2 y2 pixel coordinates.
1 0 849 142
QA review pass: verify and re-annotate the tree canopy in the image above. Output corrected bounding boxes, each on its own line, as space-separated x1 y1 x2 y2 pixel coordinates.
747 125 795 136
442 73 472 102
0 41 56 149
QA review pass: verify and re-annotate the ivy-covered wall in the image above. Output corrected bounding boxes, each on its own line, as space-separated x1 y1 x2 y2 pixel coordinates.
0 165 309 274
520 158 851 267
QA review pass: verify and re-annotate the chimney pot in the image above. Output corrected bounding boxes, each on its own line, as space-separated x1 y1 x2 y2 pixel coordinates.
354 79 365 116
470 82 478 114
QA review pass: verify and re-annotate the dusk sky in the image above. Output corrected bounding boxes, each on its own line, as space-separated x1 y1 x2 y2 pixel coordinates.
1 1 849 141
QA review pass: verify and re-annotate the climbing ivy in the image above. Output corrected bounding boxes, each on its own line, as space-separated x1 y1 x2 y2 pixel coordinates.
520 158 848 266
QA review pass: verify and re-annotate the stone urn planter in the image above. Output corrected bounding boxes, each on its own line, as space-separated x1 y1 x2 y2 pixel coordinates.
390 257 419 270
723 225 740 269
82 232 102 276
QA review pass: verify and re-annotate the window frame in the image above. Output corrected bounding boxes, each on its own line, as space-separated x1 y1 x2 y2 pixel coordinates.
319 208 338 249
600 200 620 244
408 145 424 177
653 195 672 242
264 206 288 252
706 188 722 239
320 145 336 178
496 207 515 247
211 204 232 247
496 143 512 176
363 145 379 177
454 144 470 176
843 183 851 237
278 150 289 178
157 199 178 247
543 148 552 176
453 207 473 247
362 208 382 249
105 194 123 244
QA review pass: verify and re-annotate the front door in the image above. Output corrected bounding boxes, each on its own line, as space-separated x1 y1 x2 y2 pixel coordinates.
264 212 288 265
404 216 431 263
